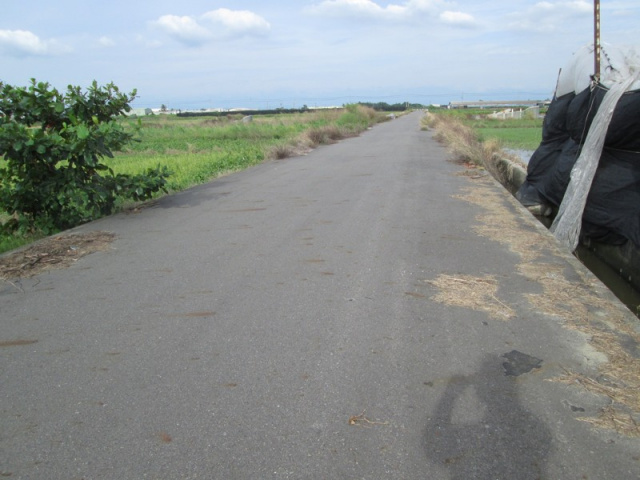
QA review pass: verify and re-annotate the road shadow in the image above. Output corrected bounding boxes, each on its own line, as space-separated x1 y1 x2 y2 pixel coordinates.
423 354 552 479
155 179 234 210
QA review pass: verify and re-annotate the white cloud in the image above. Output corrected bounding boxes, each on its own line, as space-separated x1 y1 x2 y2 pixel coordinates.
201 8 271 36
152 9 270 46
439 11 478 27
153 15 212 46
309 0 394 19
507 1 592 32
406 0 447 15
0 29 66 57
308 0 475 26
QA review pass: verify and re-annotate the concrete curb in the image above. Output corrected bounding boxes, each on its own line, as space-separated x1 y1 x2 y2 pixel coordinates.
483 154 527 196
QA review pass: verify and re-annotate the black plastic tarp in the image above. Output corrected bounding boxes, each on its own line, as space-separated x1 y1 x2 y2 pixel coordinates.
516 85 640 247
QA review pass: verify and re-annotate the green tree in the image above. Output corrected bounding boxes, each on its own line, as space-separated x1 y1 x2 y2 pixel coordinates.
0 79 170 232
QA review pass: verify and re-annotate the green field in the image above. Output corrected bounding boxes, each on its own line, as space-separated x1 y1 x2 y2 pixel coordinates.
109 108 382 190
473 116 543 150
475 126 542 150
428 107 544 151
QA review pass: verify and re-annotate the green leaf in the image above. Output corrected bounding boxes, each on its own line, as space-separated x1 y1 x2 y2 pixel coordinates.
76 124 90 140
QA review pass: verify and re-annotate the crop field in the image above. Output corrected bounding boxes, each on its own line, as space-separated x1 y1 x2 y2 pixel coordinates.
474 122 543 151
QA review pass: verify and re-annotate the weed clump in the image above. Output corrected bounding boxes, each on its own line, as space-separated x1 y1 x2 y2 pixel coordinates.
305 125 346 146
426 113 501 167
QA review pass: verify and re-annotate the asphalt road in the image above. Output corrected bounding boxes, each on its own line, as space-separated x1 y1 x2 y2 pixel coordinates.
1 112 639 479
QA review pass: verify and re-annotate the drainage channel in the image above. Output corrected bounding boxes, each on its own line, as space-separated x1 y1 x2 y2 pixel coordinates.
489 154 640 320
575 245 640 318
531 212 640 318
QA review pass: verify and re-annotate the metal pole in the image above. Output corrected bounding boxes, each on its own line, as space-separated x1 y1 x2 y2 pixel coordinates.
594 0 601 81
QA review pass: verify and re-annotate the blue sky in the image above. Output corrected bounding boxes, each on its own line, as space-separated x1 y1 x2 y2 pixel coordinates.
1 1 638 109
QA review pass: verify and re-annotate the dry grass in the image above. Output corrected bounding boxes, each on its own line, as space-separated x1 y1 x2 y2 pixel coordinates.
268 143 309 160
354 105 378 122
420 112 437 130
449 176 640 436
304 125 349 147
266 126 347 160
579 406 640 437
453 187 556 264
425 113 503 167
348 410 389 427
266 107 383 159
428 274 516 320
0 231 115 283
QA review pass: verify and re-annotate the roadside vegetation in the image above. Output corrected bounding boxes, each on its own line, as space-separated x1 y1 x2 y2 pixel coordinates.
0 93 388 254
97 104 385 193
0 80 169 254
421 107 543 165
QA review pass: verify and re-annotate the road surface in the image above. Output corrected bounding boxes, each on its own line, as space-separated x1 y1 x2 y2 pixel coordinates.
1 112 639 479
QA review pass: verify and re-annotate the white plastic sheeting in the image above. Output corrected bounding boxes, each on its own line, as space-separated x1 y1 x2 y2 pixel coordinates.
551 64 640 251
555 43 640 97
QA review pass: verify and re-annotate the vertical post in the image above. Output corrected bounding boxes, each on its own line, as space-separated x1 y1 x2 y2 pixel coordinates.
594 0 601 81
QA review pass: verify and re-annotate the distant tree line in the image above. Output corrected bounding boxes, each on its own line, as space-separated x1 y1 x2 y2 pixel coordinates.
357 102 426 111
177 106 318 118
175 101 426 118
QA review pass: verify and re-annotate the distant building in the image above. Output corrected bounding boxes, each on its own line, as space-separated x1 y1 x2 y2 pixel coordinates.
448 100 547 109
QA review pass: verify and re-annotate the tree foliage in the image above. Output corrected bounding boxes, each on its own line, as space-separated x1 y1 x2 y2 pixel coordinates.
0 79 170 232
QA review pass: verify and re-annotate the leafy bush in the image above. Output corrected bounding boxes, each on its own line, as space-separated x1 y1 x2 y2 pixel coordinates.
0 79 170 233
337 104 380 131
